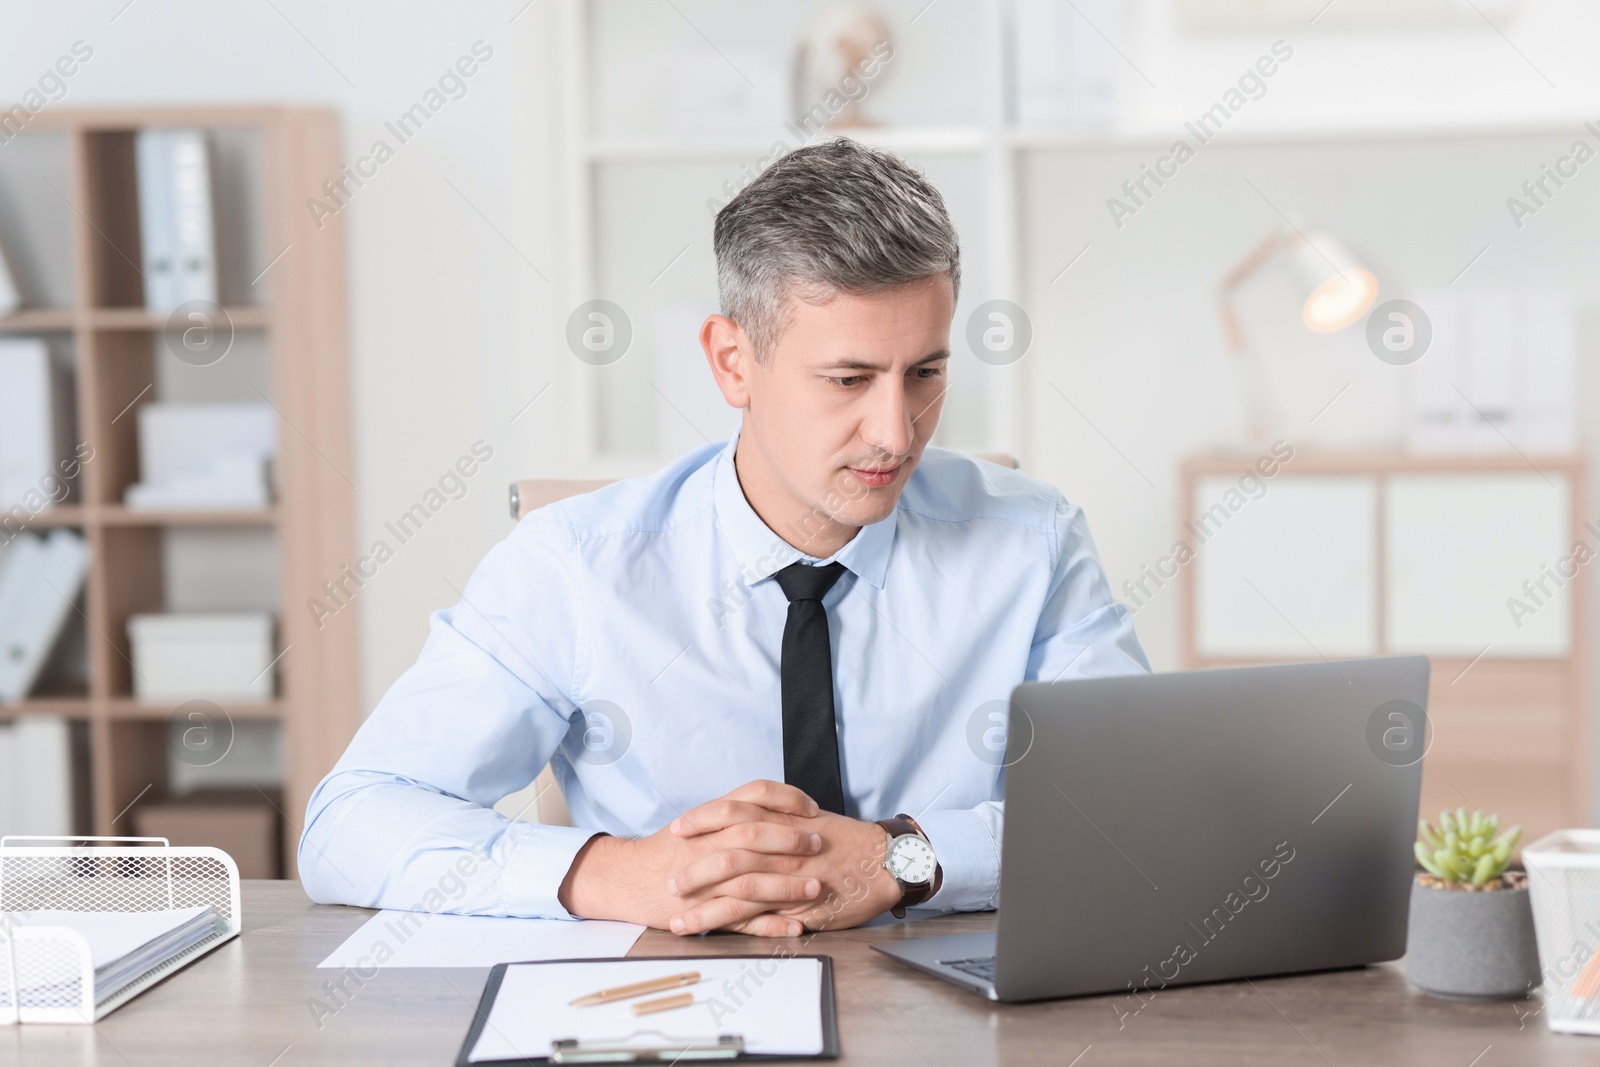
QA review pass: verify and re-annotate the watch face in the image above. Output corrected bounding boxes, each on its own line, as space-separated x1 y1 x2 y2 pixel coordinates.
887 835 937 885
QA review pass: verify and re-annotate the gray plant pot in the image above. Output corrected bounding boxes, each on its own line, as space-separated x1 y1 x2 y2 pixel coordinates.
1406 874 1542 1000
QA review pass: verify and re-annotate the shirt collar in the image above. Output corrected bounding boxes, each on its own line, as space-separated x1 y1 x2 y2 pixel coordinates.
711 431 896 591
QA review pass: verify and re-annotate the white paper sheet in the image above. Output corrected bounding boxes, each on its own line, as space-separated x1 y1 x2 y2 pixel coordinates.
468 957 825 1062
13 907 213 970
317 910 644 970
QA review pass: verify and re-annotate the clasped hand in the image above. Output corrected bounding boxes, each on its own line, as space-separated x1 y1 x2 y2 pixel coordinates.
557 780 902 936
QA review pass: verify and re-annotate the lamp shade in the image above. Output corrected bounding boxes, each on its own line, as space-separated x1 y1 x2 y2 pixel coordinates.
1293 230 1378 333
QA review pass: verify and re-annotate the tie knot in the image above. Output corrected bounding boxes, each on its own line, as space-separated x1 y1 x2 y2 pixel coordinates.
775 561 847 603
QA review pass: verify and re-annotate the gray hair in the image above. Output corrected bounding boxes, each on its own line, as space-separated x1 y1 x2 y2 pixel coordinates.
713 138 961 363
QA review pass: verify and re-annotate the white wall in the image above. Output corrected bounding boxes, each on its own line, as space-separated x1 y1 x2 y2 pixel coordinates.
1120 0 1600 134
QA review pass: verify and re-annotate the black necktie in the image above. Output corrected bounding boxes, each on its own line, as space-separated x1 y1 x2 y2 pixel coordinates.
774 561 848 815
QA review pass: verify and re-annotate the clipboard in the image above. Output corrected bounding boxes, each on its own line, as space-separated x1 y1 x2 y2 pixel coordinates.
454 955 840 1065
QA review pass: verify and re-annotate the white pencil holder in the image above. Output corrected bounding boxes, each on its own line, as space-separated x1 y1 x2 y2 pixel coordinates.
1524 829 1600 1034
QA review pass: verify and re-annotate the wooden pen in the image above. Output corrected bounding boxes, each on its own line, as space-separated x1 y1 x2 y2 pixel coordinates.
569 970 701 1007
632 992 695 1016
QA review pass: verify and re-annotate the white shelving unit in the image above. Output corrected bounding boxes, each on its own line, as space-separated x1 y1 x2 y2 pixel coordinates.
554 0 1111 464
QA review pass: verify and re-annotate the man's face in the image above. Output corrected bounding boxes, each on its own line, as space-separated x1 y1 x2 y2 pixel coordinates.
736 276 953 541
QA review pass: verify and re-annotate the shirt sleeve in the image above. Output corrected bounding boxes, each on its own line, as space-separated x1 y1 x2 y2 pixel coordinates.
298 506 602 919
1028 495 1151 683
916 803 1004 912
918 495 1150 912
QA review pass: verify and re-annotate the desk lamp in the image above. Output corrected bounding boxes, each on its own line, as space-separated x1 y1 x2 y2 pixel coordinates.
1218 228 1378 440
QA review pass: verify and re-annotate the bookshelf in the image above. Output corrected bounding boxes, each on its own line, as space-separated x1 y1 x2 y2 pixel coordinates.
0 106 357 878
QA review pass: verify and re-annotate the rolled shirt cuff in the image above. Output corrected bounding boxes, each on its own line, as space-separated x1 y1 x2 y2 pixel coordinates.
915 807 1001 912
498 821 607 919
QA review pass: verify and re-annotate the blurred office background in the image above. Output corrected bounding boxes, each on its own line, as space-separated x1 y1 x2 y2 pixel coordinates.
0 0 1595 875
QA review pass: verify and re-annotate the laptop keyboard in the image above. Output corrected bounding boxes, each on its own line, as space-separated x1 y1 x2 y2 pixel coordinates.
941 955 997 982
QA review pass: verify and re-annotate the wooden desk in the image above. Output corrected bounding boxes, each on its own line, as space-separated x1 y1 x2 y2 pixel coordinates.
6 881 1592 1065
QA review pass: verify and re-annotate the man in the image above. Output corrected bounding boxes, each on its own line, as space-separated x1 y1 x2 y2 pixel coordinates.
300 138 1148 937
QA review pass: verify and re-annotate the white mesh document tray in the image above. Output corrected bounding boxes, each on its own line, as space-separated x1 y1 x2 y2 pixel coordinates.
0 836 242 1023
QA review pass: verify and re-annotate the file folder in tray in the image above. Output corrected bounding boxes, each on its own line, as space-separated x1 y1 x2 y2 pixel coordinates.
1 835 241 1023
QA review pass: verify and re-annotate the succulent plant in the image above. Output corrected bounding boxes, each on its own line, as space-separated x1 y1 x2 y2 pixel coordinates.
1414 808 1520 887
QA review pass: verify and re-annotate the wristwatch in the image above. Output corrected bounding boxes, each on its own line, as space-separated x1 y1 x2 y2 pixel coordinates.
877 814 942 918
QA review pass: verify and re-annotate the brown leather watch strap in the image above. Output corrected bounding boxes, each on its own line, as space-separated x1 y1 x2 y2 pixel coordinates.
877 813 942 918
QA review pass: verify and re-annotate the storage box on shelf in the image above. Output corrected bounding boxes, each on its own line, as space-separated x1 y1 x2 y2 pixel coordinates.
0 107 357 876
128 613 276 702
132 788 282 880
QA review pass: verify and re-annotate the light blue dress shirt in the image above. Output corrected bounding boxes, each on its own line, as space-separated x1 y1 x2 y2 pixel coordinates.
299 433 1149 919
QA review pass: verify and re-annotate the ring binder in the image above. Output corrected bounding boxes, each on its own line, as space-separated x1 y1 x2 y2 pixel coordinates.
0 835 241 1023
551 1032 744 1063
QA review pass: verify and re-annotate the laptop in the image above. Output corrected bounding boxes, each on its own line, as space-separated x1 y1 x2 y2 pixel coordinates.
874 656 1429 1002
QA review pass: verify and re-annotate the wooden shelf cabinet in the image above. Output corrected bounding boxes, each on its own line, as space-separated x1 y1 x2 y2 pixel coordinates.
0 107 358 877
1181 451 1589 843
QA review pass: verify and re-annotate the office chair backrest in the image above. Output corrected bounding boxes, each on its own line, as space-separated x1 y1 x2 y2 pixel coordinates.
502 451 1020 825
507 454 1019 522
503 480 610 826
509 479 615 521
